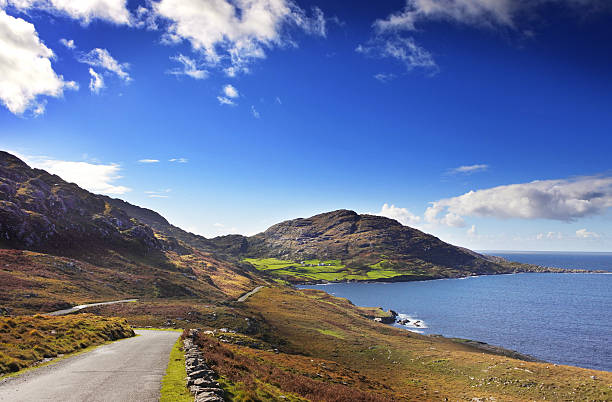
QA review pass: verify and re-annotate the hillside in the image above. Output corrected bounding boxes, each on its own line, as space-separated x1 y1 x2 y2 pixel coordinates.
1 151 611 400
0 151 262 314
211 210 558 283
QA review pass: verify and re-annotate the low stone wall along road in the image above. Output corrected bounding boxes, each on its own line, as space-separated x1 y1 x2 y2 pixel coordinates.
0 330 180 402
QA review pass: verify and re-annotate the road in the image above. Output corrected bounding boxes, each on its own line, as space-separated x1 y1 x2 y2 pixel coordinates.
0 330 179 402
237 286 265 302
47 299 138 316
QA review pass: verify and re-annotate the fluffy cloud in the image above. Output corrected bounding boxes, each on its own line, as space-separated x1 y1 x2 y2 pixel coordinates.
167 54 207 79
356 35 438 73
218 84 239 106
17 153 130 194
88 68 104 93
576 228 600 239
78 48 131 82
364 1 610 75
150 0 326 74
59 38 75 49
5 0 131 25
223 84 239 98
376 203 422 227
0 10 77 115
426 176 612 226
448 164 489 175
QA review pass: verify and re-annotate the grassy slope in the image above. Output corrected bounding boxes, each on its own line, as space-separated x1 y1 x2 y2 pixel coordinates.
198 287 611 401
0 314 134 374
0 248 260 315
244 257 429 282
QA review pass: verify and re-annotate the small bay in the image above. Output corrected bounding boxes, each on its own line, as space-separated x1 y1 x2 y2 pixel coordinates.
300 252 612 372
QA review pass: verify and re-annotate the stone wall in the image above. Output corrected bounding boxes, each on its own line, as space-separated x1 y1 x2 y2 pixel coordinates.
184 329 225 402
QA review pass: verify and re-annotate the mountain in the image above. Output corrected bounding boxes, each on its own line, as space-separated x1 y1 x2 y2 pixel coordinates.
210 209 555 282
0 150 555 297
0 151 262 313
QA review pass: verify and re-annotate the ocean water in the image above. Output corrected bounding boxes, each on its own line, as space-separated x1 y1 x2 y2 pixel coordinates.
299 252 612 372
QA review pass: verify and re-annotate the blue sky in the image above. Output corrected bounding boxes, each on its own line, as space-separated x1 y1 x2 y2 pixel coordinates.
1 0 611 251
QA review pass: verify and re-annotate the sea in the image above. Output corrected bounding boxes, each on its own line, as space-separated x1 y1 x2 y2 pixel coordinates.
299 252 612 372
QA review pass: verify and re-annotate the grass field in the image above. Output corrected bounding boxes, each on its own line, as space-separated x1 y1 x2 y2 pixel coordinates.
0 314 134 374
244 257 425 282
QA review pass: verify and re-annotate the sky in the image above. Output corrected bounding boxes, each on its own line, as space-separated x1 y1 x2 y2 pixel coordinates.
1 0 612 252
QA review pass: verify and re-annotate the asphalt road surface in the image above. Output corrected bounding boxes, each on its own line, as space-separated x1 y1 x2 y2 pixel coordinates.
47 299 138 316
237 286 265 302
0 330 180 402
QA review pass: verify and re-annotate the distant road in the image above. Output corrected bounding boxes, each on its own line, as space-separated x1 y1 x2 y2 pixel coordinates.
0 330 179 402
237 286 265 302
47 299 138 316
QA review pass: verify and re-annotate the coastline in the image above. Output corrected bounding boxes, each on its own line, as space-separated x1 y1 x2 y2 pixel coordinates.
292 268 606 286
297 271 612 372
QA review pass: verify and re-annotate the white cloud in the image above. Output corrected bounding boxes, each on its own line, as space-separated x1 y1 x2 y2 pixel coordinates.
17 153 130 195
78 48 131 82
426 176 612 225
537 231 563 240
448 164 489 175
0 10 77 115
440 212 466 227
145 189 171 198
211 222 238 235
374 0 610 34
251 105 260 119
150 0 327 75
5 0 131 25
356 35 438 73
275 96 282 104
217 96 235 106
374 73 396 83
376 203 422 227
138 159 159 163
217 84 239 106
88 68 104 93
167 54 207 79
364 1 610 75
223 84 239 98
467 224 477 237
576 228 600 239
169 157 188 163
59 38 75 49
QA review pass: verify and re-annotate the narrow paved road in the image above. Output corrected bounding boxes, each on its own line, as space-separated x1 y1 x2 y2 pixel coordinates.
47 299 138 316
237 286 265 302
0 330 179 402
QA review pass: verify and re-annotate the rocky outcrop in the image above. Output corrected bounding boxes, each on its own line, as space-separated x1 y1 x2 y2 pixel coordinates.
184 329 224 402
211 209 537 278
0 151 178 256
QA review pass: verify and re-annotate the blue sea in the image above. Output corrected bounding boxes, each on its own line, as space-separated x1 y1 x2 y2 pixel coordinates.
299 252 612 372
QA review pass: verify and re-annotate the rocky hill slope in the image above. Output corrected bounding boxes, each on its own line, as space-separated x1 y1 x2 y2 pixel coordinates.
208 209 555 281
0 151 262 313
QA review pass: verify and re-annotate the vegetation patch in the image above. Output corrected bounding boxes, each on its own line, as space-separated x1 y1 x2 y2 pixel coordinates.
244 258 416 283
160 334 192 402
0 314 134 375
